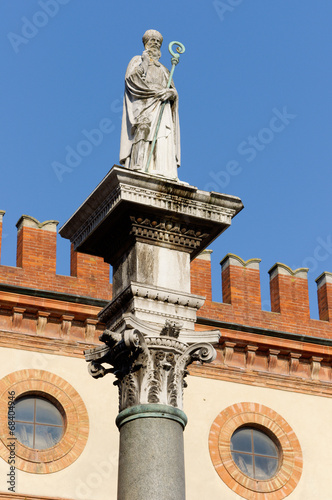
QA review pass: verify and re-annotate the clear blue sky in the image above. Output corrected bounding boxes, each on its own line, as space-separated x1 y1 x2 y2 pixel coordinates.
1 1 331 318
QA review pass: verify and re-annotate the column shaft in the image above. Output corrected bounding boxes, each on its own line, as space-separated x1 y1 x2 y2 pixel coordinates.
117 407 186 500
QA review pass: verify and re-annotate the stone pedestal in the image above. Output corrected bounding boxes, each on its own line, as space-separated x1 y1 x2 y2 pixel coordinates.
60 166 243 335
60 165 243 500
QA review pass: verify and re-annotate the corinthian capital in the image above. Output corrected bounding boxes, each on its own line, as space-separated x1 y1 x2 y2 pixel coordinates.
85 323 217 412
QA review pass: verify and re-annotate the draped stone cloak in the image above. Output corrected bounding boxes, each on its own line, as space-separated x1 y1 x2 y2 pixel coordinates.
120 55 180 178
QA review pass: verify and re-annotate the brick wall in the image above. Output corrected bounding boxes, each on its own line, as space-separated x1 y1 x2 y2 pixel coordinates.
191 252 332 339
0 214 112 300
1 212 332 340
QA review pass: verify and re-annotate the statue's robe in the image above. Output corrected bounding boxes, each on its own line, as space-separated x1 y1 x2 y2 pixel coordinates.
120 55 180 179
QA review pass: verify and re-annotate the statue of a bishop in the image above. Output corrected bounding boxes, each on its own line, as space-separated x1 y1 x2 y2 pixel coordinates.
120 29 180 179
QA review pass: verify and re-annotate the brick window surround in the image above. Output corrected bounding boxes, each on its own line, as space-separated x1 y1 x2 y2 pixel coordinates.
0 370 89 473
209 403 303 500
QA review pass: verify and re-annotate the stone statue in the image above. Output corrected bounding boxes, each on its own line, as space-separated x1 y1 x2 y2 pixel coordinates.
120 29 181 179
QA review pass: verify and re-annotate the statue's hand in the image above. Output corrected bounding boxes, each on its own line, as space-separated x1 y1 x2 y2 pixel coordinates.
141 50 150 64
156 88 178 102
138 50 150 77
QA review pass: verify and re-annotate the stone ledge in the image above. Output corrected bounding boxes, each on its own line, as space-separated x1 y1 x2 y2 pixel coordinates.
268 262 308 280
220 253 261 270
16 215 59 232
99 282 207 333
0 282 109 308
316 271 332 288
60 165 243 263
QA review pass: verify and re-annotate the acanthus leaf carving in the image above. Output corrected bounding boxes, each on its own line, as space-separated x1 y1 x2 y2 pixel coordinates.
160 319 182 338
84 324 216 411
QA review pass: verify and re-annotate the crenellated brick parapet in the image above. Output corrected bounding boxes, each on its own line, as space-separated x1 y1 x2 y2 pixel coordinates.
0 213 112 300
269 263 310 318
191 252 332 339
2 210 332 369
190 252 332 396
220 254 262 315
16 216 59 273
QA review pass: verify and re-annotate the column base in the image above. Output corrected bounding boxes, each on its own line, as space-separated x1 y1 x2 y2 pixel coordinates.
116 404 188 430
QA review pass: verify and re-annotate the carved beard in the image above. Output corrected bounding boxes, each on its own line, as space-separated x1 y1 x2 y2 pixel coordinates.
145 45 161 62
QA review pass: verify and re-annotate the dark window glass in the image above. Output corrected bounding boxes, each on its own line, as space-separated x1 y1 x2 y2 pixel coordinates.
14 398 34 423
231 427 279 480
35 398 63 426
230 427 252 453
12 396 64 450
253 431 278 457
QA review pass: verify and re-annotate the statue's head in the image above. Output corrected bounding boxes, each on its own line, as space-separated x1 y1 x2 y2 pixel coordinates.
142 29 163 49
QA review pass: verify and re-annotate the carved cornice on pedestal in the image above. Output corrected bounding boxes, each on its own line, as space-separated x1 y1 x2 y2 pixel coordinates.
129 215 209 253
59 166 243 263
68 179 239 253
99 282 207 334
100 282 205 321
